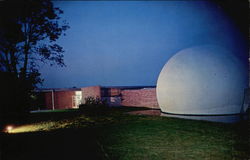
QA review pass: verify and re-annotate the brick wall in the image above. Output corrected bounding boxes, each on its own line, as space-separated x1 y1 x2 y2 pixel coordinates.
101 88 121 97
81 86 101 103
42 86 160 110
54 91 75 109
44 91 53 110
44 90 76 109
121 88 159 109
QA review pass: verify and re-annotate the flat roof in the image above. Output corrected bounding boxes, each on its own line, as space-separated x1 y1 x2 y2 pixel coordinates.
35 88 81 92
36 85 156 92
100 86 156 90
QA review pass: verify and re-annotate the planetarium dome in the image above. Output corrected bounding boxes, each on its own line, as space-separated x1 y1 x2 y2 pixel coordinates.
156 45 247 122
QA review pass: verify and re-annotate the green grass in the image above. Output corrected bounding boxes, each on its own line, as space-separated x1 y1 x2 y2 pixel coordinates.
0 107 249 160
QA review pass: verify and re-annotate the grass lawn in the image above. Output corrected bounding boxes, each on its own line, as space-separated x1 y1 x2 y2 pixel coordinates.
0 107 249 160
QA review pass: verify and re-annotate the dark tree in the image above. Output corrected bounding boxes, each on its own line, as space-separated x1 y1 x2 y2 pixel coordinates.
0 0 69 123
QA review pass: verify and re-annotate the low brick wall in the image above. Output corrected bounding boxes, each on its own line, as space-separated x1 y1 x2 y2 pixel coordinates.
121 88 159 109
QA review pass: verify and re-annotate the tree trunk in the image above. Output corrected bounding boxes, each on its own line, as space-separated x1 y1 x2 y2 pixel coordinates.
22 22 30 79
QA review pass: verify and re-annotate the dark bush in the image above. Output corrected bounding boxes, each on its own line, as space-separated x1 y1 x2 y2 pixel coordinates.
78 96 109 115
0 72 31 128
85 97 105 106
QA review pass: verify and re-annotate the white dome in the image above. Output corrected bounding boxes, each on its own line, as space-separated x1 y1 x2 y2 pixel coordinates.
156 45 247 116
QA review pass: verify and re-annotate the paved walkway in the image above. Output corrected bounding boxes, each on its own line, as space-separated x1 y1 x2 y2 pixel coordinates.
128 109 161 116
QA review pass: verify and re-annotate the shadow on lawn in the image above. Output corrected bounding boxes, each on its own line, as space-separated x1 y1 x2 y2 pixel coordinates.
1 127 104 160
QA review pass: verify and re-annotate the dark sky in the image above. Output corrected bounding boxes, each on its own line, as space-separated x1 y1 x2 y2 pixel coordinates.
39 1 248 88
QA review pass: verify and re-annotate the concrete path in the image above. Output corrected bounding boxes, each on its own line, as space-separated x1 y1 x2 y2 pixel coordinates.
128 109 161 116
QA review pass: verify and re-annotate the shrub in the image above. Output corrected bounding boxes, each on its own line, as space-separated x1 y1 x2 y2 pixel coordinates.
79 96 107 110
85 96 105 106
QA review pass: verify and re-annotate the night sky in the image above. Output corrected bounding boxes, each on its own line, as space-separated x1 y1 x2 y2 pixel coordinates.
39 1 248 88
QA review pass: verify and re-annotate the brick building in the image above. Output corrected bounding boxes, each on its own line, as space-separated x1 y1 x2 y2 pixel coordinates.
37 86 159 110
36 88 82 110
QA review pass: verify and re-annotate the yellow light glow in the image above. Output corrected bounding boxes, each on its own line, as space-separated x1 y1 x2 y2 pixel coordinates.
5 125 13 133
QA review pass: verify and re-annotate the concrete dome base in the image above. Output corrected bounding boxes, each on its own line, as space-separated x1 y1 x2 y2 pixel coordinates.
160 112 246 123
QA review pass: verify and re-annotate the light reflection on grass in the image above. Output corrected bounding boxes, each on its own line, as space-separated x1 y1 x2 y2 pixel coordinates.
9 115 94 133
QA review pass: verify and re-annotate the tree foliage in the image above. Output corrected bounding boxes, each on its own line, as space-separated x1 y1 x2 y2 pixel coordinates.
0 0 69 121
0 0 69 80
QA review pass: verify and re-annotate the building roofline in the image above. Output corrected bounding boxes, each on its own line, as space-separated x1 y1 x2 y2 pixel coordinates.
100 85 156 90
35 88 81 92
35 85 156 92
